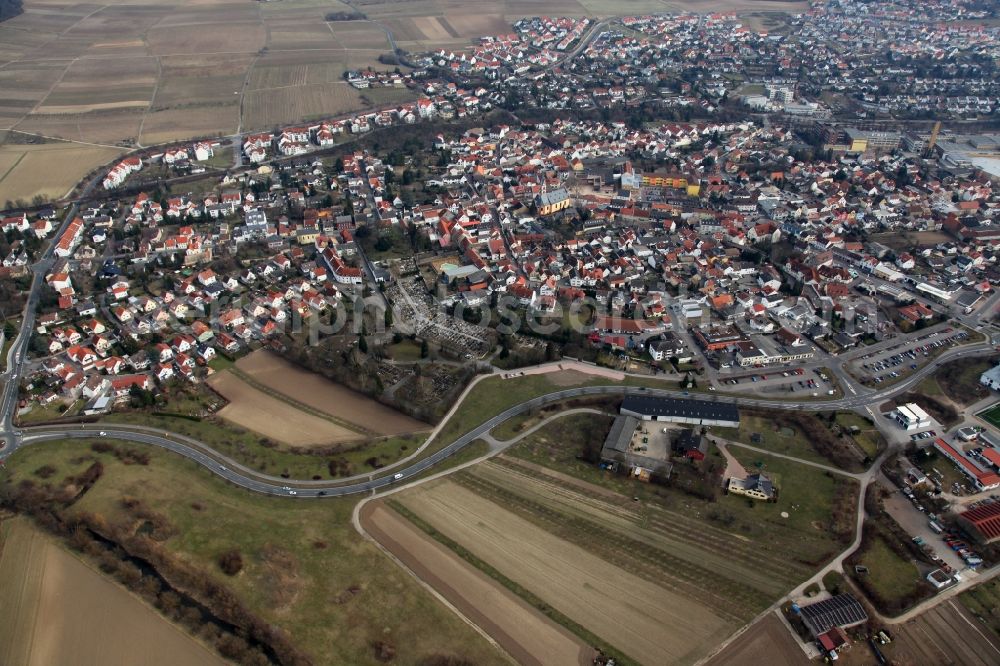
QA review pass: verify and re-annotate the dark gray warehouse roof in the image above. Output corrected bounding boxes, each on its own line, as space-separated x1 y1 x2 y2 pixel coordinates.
799 594 868 636
620 395 739 423
603 415 639 454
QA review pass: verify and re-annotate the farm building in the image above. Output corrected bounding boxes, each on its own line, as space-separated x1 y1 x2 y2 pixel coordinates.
727 473 776 501
957 501 1000 544
620 395 740 428
600 415 673 481
673 429 707 461
817 626 850 658
674 428 708 462
797 594 868 637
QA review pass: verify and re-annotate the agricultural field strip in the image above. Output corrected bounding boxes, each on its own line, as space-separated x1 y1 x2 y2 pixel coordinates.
467 461 795 606
208 372 359 446
234 351 428 436
495 457 809 580
397 480 732 666
0 518 46 666
495 456 813 584
0 152 25 182
226 367 373 436
451 475 764 622
361 502 594 666
0 518 223 666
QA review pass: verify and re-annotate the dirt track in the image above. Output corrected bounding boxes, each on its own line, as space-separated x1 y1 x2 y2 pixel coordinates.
207 371 360 446
360 501 594 666
398 480 731 666
236 351 428 435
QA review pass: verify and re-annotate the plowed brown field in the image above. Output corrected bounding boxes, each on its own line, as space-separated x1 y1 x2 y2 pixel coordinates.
396 479 731 666
361 501 594 666
235 350 428 436
207 371 360 447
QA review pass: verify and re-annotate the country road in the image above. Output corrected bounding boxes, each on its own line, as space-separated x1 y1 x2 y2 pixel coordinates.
3 338 994 496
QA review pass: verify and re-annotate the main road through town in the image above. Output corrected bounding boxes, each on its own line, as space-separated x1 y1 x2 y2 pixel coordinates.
2 338 995 497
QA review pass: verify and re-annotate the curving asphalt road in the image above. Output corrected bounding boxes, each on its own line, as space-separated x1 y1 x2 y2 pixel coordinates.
4 340 993 498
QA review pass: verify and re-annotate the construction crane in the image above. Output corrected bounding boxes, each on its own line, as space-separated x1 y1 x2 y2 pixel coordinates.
924 120 941 158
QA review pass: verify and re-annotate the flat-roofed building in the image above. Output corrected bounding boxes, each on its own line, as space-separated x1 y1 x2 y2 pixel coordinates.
620 395 740 428
933 438 1000 492
980 365 1000 391
893 403 931 430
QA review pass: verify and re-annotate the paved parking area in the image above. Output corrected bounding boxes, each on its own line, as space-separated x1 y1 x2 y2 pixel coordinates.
852 328 970 386
883 491 967 573
718 367 836 397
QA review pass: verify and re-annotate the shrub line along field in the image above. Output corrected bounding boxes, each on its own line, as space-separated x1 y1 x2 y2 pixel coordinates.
0 517 225 666
0 439 508 665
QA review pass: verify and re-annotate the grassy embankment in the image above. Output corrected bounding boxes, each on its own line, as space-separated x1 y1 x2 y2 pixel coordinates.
0 439 507 666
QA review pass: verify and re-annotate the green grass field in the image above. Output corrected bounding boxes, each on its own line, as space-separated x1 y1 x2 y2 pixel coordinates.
507 413 859 570
853 536 924 605
387 340 423 362
978 403 1000 430
834 412 885 459
715 414 833 467
0 439 506 666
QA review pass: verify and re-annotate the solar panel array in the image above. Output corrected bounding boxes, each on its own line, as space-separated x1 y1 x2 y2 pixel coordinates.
800 594 868 635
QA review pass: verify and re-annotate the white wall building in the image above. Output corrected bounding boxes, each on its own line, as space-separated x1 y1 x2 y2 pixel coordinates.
893 403 931 430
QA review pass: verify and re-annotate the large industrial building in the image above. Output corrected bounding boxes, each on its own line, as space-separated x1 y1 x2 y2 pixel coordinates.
600 396 740 481
958 501 1000 544
619 395 740 428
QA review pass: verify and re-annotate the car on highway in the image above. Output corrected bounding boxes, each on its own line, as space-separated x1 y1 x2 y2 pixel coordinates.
288 490 297 495
99 431 106 436
393 473 404 480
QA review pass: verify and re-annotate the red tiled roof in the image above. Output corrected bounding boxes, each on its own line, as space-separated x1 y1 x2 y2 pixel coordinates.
960 502 1000 541
981 448 1000 468
934 439 1000 489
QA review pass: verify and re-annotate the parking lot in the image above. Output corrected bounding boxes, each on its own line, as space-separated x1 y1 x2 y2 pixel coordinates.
883 491 967 573
718 367 837 397
852 328 970 386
